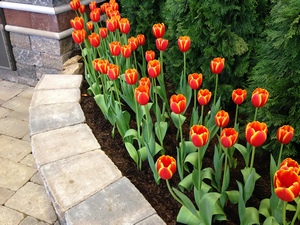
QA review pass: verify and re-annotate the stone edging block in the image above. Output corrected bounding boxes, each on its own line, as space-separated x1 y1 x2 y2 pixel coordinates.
29 74 166 225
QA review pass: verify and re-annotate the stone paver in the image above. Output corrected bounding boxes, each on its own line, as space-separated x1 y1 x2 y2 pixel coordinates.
17 86 34 99
5 182 57 224
34 75 82 90
0 135 31 162
20 154 36 168
2 96 31 112
0 187 14 204
19 216 50 225
0 117 29 138
0 85 23 101
0 205 24 225
0 106 11 118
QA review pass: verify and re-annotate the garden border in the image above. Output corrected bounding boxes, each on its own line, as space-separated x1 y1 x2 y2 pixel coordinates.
29 74 166 225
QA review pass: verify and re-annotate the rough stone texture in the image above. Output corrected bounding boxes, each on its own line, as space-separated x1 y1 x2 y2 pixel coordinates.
31 124 100 167
36 67 61 80
30 172 44 185
0 107 11 118
65 177 158 225
35 75 82 90
29 102 85 135
10 33 31 50
13 47 43 67
16 63 37 79
0 187 14 205
20 154 37 168
5 182 57 224
0 117 29 138
2 95 31 112
0 84 23 101
0 205 24 225
19 216 51 225
41 51 72 70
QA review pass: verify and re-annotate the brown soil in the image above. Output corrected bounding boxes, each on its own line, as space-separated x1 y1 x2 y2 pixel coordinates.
80 79 273 225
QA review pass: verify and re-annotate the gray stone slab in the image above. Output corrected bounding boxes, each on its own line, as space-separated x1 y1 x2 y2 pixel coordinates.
35 75 82 90
7 109 30 122
0 117 29 138
30 89 81 106
5 182 57 224
136 214 166 225
0 158 36 191
18 87 34 99
0 187 14 205
0 85 23 101
65 177 157 225
2 96 31 112
0 80 28 89
31 172 43 185
31 124 100 167
40 150 122 215
29 102 85 135
20 154 36 168
10 32 31 50
0 106 11 118
0 135 31 162
0 205 24 225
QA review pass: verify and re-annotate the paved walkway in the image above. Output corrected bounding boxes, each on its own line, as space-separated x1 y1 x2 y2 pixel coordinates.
0 79 59 225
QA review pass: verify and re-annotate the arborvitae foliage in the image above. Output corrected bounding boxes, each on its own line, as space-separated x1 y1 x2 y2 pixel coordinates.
162 0 269 105
248 0 300 160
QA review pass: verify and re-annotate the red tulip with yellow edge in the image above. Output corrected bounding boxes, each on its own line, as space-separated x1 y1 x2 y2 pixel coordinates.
170 94 186 114
110 1 119 11
100 2 109 13
86 21 94 31
245 121 268 147
232 88 247 105
88 33 100 48
156 155 176 180
178 36 191 53
137 34 146 46
109 41 121 56
90 8 101 23
107 64 120 80
135 85 150 105
99 28 108 39
70 17 84 30
121 45 132 58
156 38 168 52
70 0 80 11
106 17 118 32
147 59 161 78
78 4 85 14
188 73 202 90
124 69 138 85
214 110 230 128
197 89 212 106
119 18 130 34
145 50 155 62
277 125 294 145
139 77 151 89
92 59 110 74
152 23 165 38
220 128 238 148
210 57 225 74
251 88 269 108
72 29 86 44
128 37 139 51
89 1 97 11
279 158 300 174
190 125 210 148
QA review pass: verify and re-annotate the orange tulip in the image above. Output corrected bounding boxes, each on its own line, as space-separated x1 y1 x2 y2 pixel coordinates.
89 1 97 11
178 36 191 52
100 2 110 13
156 155 176 180
214 110 230 128
232 88 247 105
72 29 86 44
107 64 120 80
274 168 300 202
110 1 119 11
145 50 155 62
155 38 168 52
128 37 139 51
139 77 151 89
170 94 186 114
92 59 110 74
251 88 269 108
109 41 121 56
106 17 118 32
137 34 146 46
99 27 108 39
86 21 94 31
124 69 138 85
197 89 212 106
280 158 300 174
88 33 100 48
210 57 225 74
190 125 210 148
121 45 132 58
220 128 238 148
135 85 150 105
90 8 101 23
152 23 165 38
70 0 80 11
188 73 202 90
147 59 161 78
245 121 268 147
119 18 130 34
277 125 294 145
70 17 84 30
78 4 85 14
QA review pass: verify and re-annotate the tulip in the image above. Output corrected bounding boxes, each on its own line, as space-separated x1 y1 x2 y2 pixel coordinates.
280 158 300 174
109 41 121 56
221 128 238 148
72 29 86 44
188 73 202 90
70 0 80 11
214 110 230 128
155 38 168 52
90 8 101 23
170 94 186 114
139 77 151 89
147 60 161 78
88 33 100 48
107 64 120 80
190 125 209 148
152 23 165 38
99 28 108 39
137 34 146 46
197 89 212 106
121 45 132 58
178 36 191 53
89 1 97 11
108 10 120 18
128 37 139 51
245 121 268 147
135 85 150 105
106 17 118 32
145 50 155 62
92 59 110 74
277 125 294 145
110 1 119 11
86 21 94 31
156 155 176 180
119 18 130 34
251 88 269 108
100 2 109 13
124 68 138 85
78 4 85 14
210 57 225 75
232 88 247 105
70 17 84 30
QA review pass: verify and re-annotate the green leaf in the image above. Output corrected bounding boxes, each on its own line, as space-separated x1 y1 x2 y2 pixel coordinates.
198 192 222 225
244 207 260 225
170 112 186 129
178 173 193 191
124 142 138 165
182 141 198 154
184 152 198 168
242 168 261 203
177 206 200 225
137 147 147 161
226 190 240 204
155 121 168 144
124 129 138 139
259 198 271 218
234 143 249 165
262 217 280 225
173 188 198 217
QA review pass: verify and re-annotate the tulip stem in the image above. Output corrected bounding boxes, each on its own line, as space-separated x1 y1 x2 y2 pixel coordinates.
132 85 141 150
249 146 256 171
213 74 218 105
178 114 185 180
166 180 184 206
291 198 300 225
199 105 204 125
183 52 187 86
283 201 287 225
254 107 258 121
221 148 228 193
234 104 239 128
193 89 197 111
277 143 284 168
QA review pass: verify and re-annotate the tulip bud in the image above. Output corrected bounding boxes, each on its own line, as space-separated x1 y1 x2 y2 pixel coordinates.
156 155 176 180
88 33 100 48
156 38 168 52
147 60 161 78
188 73 202 90
119 18 130 34
107 64 120 80
245 121 268 147
220 128 238 148
145 50 155 62
72 29 86 44
152 23 165 38
197 89 212 106
178 36 191 53
70 0 80 11
137 34 146 46
139 77 151 89
232 88 247 105
135 85 150 105
251 88 269 108
190 125 209 148
99 28 108 39
214 110 230 128
90 8 101 23
277 125 294 145
128 37 139 51
170 94 186 114
210 57 225 74
70 17 84 30
125 68 138 85
109 41 121 56
121 45 132 58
